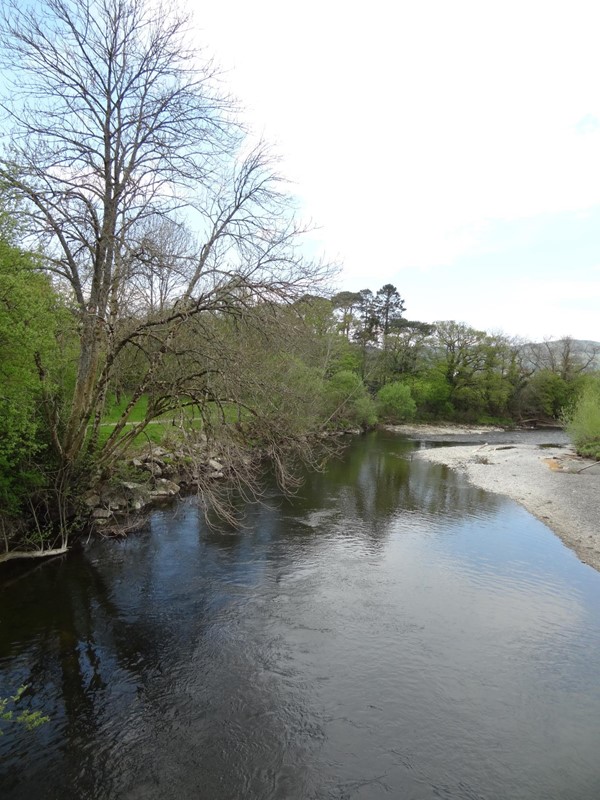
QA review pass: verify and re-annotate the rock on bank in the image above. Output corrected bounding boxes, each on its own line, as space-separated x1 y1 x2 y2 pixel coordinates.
416 441 600 573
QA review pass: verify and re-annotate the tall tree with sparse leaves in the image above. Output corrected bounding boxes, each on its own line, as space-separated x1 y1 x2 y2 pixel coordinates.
0 0 331 545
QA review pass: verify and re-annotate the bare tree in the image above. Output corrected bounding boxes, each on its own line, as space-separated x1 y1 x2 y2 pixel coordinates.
123 217 197 314
521 336 600 381
0 0 331 530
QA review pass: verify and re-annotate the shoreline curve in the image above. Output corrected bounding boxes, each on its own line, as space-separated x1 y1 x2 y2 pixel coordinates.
413 439 600 573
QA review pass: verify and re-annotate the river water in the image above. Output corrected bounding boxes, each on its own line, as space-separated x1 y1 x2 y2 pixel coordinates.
1 431 600 799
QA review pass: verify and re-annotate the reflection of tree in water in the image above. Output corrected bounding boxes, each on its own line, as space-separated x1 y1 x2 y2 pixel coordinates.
0 548 211 798
282 432 500 541
0 506 327 799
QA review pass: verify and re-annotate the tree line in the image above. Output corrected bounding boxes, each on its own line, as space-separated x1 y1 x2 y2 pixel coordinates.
303 287 599 428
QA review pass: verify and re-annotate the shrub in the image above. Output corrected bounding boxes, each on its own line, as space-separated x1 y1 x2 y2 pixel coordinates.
0 239 68 515
324 370 377 429
565 378 600 460
376 382 416 422
521 370 573 420
409 375 454 419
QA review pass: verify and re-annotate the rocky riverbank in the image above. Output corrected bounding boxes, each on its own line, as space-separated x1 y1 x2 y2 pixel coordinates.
414 437 600 572
84 429 357 537
84 439 233 535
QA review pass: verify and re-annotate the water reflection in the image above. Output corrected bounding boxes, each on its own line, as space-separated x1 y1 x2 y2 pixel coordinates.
1 432 600 800
281 432 501 555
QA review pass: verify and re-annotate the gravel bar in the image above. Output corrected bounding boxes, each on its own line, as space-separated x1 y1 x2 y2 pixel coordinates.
410 433 600 572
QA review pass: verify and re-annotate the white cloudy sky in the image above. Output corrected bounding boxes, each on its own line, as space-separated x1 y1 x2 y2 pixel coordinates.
196 0 600 341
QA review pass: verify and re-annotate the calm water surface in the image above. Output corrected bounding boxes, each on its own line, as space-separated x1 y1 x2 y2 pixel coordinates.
1 431 600 799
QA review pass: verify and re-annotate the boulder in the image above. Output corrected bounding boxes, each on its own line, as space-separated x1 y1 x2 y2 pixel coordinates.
142 462 163 477
151 478 180 498
122 481 147 492
142 445 169 459
108 496 128 510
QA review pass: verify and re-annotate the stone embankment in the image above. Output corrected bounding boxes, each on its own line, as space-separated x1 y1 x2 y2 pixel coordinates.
84 440 230 534
84 427 359 535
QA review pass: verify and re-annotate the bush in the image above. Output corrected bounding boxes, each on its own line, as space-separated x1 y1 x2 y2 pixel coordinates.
0 238 67 515
520 370 573 420
376 382 416 422
565 378 600 459
409 375 454 419
324 370 377 429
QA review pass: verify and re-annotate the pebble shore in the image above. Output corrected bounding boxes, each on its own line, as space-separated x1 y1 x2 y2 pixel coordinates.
414 436 600 572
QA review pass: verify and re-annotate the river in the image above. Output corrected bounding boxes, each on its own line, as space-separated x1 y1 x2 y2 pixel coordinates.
1 431 600 799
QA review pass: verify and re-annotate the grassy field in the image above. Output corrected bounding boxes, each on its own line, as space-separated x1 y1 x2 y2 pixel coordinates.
93 394 249 452
94 394 203 450
103 394 151 424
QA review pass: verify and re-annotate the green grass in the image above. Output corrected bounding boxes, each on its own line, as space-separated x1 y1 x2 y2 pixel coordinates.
577 441 600 460
94 421 172 450
103 394 150 424
92 394 199 453
93 394 247 455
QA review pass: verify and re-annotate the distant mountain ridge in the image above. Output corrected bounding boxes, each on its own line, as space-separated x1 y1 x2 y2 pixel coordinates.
521 338 600 373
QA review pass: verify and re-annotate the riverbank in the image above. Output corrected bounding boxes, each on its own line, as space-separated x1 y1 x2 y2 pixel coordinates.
411 435 600 572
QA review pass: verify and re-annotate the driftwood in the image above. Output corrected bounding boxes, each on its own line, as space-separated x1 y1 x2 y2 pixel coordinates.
0 547 68 565
518 418 564 429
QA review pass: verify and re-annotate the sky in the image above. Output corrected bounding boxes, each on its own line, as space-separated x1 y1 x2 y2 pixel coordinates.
193 0 600 342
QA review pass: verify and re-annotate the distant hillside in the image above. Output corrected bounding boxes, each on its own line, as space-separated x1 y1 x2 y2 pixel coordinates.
520 338 600 373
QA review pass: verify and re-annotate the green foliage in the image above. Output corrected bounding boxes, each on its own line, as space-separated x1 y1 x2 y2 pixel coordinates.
427 322 521 420
475 415 514 427
293 295 336 338
375 321 436 386
376 382 416 422
331 290 362 340
324 370 377 429
575 441 600 459
450 383 486 417
374 284 406 335
0 685 50 735
481 369 513 418
0 236 67 514
520 369 575 419
409 375 454 419
258 356 326 436
564 377 600 459
330 341 362 375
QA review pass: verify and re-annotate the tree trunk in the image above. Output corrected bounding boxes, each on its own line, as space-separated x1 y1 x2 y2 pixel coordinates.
63 313 103 463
